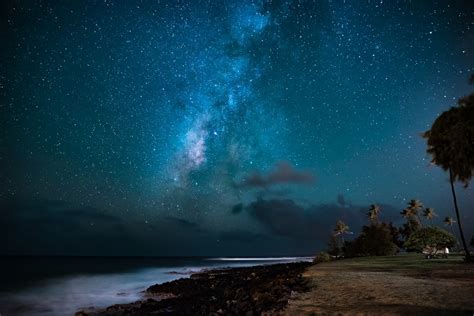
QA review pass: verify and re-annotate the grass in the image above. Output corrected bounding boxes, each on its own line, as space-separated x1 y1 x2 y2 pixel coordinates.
284 253 474 315
337 253 466 270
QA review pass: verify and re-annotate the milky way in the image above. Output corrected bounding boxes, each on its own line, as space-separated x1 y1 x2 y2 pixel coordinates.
170 1 287 191
2 0 473 255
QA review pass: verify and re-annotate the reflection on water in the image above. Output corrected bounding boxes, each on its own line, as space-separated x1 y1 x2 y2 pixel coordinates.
0 257 311 315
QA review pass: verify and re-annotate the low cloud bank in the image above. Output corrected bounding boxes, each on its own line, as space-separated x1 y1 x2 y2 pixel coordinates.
237 161 314 188
237 198 402 243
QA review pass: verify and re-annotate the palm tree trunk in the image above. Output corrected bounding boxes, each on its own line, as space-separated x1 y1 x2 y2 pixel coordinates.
449 225 459 251
449 168 471 262
416 214 424 227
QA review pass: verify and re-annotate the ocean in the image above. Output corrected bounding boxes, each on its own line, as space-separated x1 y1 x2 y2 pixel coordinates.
0 256 312 315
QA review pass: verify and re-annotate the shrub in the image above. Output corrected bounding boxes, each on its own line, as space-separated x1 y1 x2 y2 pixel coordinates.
327 235 342 257
313 251 332 264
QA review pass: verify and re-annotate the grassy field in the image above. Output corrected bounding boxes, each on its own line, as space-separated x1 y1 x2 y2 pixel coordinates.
283 253 474 315
332 253 466 269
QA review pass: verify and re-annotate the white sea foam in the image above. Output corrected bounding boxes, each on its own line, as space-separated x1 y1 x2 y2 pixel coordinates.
208 257 313 261
0 267 181 316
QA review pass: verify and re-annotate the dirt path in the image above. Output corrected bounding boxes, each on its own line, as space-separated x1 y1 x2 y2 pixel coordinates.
284 256 474 315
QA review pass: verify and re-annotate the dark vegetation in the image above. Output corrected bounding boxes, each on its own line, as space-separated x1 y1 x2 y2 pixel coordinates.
404 227 457 257
344 223 398 257
325 199 462 260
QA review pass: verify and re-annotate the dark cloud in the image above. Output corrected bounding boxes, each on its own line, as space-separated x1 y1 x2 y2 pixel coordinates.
64 208 123 223
8 195 466 257
239 198 402 245
163 216 201 230
237 161 314 188
231 203 244 214
337 193 353 208
0 198 132 255
218 230 266 243
0 198 213 256
0 198 123 226
1 198 296 256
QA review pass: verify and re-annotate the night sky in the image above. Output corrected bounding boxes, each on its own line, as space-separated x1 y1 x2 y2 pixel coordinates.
1 0 473 256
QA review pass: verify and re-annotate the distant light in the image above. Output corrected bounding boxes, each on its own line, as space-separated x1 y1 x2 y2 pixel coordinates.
207 257 314 261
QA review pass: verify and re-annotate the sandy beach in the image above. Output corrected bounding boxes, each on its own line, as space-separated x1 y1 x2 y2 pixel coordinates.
285 254 474 315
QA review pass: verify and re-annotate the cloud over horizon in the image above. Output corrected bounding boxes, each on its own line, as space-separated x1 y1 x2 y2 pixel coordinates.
234 197 416 243
2 194 472 257
236 161 315 189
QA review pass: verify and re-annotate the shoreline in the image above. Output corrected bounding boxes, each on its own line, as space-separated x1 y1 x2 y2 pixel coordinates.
75 254 474 315
76 261 311 315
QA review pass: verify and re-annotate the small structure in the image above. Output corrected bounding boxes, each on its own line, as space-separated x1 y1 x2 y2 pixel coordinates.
422 246 449 259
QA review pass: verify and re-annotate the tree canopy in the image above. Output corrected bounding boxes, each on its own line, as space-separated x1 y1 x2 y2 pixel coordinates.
423 95 474 186
344 223 398 257
404 227 456 255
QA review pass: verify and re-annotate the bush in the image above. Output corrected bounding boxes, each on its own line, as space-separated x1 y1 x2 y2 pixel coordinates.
327 235 342 257
313 251 332 264
344 224 398 257
404 226 456 256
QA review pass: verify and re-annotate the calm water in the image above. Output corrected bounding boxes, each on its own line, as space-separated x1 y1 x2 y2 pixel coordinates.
0 256 312 315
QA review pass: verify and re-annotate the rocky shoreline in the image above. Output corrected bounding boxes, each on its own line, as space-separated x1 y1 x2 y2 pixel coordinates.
76 262 311 316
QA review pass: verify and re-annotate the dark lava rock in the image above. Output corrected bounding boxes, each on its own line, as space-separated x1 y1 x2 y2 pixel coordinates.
76 262 311 316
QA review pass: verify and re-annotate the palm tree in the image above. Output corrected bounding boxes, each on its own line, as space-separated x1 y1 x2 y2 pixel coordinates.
407 199 424 226
399 217 421 241
333 220 352 245
367 204 381 224
400 200 423 226
400 208 414 219
423 208 437 223
423 77 474 262
444 216 459 251
443 216 456 230
408 199 423 210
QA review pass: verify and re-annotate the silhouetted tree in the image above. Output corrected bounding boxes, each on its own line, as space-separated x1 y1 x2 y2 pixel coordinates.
423 207 437 224
400 200 424 244
333 220 352 245
385 222 403 249
400 208 414 220
443 216 456 232
327 235 342 257
407 199 424 226
344 224 397 257
423 76 474 262
400 217 421 250
367 204 381 224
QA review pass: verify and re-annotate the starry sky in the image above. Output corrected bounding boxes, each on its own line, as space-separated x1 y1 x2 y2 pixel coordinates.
1 0 473 256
